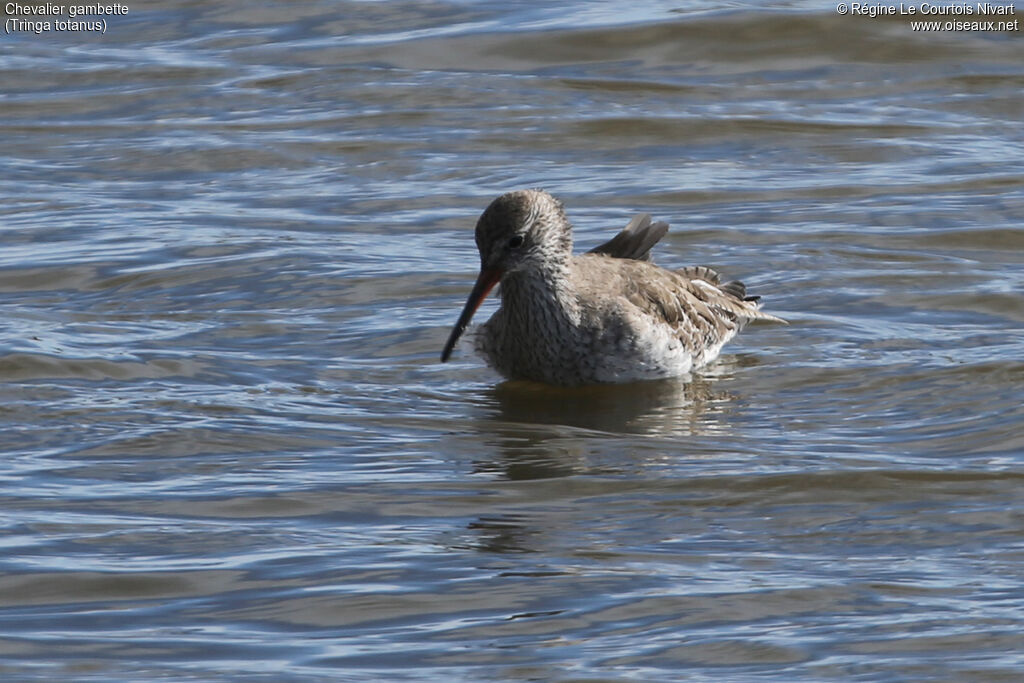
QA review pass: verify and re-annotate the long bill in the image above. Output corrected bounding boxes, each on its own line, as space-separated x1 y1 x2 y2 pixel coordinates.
440 268 503 362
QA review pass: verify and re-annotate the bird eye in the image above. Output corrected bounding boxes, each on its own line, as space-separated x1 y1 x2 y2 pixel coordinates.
508 235 524 248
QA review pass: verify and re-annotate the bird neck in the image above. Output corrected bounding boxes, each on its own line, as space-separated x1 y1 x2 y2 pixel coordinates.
500 259 578 322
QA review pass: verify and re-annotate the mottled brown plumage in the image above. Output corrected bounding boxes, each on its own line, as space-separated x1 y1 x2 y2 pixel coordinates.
440 189 785 386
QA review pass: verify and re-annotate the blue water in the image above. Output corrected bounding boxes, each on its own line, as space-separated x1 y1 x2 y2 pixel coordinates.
1 1 1023 681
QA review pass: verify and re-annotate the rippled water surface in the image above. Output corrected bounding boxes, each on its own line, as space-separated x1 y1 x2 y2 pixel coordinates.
2 1 1023 680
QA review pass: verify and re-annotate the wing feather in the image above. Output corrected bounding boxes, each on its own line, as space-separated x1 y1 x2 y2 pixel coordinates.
587 214 669 262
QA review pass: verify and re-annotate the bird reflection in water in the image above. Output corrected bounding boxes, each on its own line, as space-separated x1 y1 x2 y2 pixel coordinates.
467 354 756 482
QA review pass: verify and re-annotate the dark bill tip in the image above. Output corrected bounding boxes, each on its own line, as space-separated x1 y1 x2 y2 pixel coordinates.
440 268 502 362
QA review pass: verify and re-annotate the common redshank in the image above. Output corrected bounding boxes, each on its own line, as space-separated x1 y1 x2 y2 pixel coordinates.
440 189 785 386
